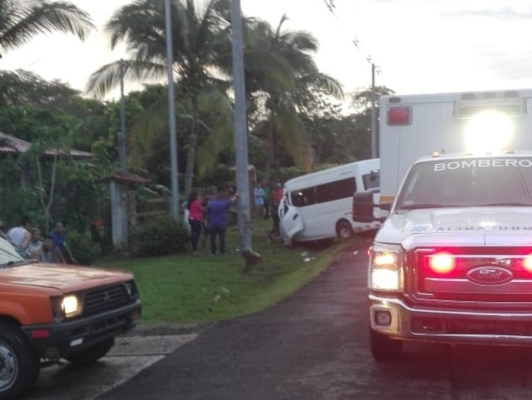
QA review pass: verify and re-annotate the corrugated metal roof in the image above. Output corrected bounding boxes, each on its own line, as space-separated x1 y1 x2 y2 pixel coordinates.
0 132 93 159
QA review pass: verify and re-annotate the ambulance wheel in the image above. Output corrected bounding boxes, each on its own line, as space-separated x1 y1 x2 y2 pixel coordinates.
336 220 354 240
370 330 403 362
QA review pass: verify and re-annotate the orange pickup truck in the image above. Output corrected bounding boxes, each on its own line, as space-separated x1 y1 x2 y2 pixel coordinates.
0 232 141 399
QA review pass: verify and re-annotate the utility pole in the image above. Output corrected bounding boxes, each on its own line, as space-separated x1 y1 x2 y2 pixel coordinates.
119 59 127 172
370 63 377 159
230 0 252 252
164 0 180 220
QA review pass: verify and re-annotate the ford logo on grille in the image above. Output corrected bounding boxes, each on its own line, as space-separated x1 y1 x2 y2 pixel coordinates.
467 266 513 285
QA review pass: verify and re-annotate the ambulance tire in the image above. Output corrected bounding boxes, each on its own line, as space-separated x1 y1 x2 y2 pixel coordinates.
370 330 403 362
336 220 354 240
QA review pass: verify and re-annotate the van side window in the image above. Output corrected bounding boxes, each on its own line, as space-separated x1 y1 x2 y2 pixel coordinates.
291 188 316 207
316 178 356 203
363 171 380 190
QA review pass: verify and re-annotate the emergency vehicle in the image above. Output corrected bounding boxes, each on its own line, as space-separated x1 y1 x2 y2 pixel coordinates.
352 88 532 361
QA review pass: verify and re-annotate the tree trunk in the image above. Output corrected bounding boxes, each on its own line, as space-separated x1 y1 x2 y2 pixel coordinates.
265 118 275 184
184 95 199 197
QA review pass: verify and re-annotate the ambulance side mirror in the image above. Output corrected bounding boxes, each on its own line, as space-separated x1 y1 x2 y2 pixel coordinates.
352 191 389 223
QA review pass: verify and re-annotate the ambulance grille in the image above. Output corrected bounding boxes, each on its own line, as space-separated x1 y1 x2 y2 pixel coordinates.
411 247 532 303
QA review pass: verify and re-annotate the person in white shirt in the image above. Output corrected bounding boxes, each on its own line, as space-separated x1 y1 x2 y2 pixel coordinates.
7 216 32 252
27 228 43 258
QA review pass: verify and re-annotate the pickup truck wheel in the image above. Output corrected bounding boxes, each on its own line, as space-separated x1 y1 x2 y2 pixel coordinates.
336 220 354 240
64 339 114 365
370 330 403 362
0 324 40 399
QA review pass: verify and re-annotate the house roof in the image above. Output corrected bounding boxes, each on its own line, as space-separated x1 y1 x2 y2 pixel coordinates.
96 170 152 184
0 132 93 159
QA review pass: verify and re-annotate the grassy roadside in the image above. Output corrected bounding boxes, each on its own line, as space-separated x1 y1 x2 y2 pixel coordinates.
99 219 343 324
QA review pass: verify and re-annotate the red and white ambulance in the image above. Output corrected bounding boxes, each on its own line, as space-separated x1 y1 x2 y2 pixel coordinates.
353 88 532 361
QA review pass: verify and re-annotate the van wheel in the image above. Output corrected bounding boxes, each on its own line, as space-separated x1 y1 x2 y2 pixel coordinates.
370 330 403 362
0 323 40 399
336 220 354 240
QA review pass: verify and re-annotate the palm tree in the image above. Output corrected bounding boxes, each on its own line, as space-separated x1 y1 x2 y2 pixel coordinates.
0 0 94 55
86 0 233 197
240 16 343 181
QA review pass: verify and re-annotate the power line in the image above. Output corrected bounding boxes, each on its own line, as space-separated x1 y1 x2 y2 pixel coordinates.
321 0 381 74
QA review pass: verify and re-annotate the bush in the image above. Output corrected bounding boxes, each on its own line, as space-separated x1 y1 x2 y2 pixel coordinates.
132 216 190 257
67 230 102 266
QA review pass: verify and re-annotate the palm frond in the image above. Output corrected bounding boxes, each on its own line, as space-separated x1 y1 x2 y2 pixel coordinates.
85 59 167 98
0 0 94 50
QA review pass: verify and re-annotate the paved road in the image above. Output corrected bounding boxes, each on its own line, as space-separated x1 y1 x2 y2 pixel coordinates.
30 235 532 399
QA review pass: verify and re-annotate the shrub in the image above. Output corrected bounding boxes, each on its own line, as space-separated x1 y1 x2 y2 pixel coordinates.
67 229 102 266
132 215 190 257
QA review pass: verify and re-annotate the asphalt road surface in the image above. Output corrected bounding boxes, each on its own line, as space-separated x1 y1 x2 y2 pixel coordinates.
29 235 532 399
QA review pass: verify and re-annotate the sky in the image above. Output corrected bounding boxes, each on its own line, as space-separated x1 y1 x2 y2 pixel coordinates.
3 0 532 98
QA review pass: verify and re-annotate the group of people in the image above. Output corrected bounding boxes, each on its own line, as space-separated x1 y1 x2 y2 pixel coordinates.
185 181 284 254
2 216 77 264
252 181 282 220
186 186 237 256
254 181 284 238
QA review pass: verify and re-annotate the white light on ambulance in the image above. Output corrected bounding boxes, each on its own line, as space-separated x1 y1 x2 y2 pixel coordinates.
372 269 400 290
464 111 514 154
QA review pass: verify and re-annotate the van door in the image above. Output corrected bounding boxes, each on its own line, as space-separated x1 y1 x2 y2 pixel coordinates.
278 195 304 246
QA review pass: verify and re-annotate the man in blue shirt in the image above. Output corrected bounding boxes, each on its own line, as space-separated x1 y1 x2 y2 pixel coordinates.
206 187 237 255
51 222 78 264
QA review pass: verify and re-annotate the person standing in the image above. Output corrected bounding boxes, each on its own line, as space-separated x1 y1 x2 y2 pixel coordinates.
262 181 270 219
206 187 237 255
27 228 43 259
36 234 65 263
187 191 203 255
201 192 213 250
253 182 265 219
270 182 284 239
7 216 32 252
51 222 78 264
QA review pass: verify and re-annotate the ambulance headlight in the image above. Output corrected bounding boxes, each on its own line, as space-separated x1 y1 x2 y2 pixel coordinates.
464 111 514 154
369 243 403 291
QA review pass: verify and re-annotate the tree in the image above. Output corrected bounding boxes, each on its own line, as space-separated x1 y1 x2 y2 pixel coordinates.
242 16 343 181
0 0 94 56
86 0 233 197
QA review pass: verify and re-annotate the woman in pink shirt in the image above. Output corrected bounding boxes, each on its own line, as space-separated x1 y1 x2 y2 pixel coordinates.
187 191 203 254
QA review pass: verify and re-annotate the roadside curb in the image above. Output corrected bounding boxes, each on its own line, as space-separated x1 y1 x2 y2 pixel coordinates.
125 322 214 337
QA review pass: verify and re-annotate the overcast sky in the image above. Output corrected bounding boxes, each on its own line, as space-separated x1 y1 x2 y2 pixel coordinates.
3 0 532 97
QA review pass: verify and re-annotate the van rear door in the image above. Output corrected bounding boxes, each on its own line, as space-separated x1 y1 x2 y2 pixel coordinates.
278 195 303 246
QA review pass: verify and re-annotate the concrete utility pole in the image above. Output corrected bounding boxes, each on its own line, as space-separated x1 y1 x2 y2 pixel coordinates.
164 0 180 220
230 0 252 252
370 63 377 159
119 59 127 172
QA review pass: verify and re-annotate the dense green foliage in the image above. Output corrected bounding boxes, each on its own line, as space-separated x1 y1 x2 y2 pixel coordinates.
0 0 393 262
132 216 191 257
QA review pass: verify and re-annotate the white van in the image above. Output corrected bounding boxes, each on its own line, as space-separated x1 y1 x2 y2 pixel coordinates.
278 159 381 245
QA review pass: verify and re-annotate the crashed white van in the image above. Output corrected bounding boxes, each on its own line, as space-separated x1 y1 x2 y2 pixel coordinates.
279 159 381 246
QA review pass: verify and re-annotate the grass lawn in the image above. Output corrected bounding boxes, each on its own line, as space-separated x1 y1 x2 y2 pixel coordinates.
98 219 344 324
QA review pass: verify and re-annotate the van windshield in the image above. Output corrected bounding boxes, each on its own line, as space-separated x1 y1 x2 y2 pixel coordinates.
395 157 532 211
